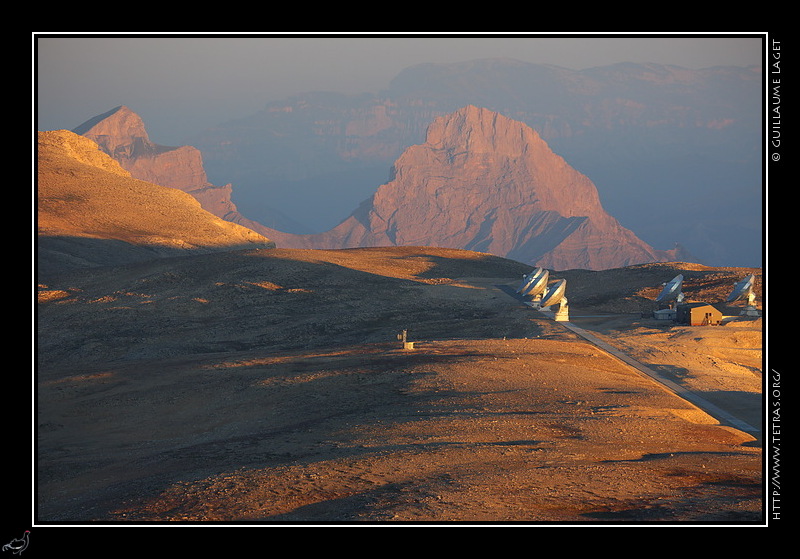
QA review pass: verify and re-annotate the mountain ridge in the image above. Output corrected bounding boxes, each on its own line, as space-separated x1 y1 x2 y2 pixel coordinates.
36 129 275 276
73 105 307 235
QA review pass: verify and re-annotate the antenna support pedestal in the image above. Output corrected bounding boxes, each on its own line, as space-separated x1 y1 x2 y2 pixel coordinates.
553 298 570 322
740 292 761 316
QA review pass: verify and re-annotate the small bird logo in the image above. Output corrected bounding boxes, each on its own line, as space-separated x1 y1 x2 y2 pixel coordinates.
2 531 29 555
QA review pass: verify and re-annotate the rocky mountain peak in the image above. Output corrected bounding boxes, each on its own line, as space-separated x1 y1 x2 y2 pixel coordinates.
74 105 209 190
396 105 604 220
267 105 677 270
73 105 150 150
425 105 527 155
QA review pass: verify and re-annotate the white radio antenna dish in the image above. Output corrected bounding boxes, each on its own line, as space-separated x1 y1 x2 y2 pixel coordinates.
655 274 684 308
519 268 550 307
540 279 569 321
517 267 543 293
727 273 754 302
727 273 760 316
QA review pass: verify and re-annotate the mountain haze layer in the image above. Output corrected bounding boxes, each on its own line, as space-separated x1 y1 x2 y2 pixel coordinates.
192 58 762 267
263 106 683 270
37 129 275 276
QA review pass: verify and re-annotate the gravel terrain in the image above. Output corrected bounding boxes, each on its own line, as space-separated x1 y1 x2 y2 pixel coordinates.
36 247 763 525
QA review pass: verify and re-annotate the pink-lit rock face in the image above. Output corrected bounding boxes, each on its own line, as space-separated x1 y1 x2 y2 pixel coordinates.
269 106 680 270
75 105 210 191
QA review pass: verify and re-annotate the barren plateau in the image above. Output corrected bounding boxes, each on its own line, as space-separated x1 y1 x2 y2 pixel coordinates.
36 246 763 524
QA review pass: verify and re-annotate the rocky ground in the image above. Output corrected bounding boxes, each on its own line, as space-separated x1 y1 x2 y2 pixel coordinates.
35 247 764 525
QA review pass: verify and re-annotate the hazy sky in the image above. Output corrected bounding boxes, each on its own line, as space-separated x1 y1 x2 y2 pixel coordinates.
35 32 765 145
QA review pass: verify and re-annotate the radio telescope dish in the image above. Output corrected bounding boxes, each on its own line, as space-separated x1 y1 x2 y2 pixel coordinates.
727 273 755 302
520 268 549 303
517 267 544 293
656 274 684 306
727 273 760 316
540 279 566 307
539 279 569 321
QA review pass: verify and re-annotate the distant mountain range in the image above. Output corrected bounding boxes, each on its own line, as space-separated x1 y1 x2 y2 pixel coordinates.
187 58 762 267
70 104 685 270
